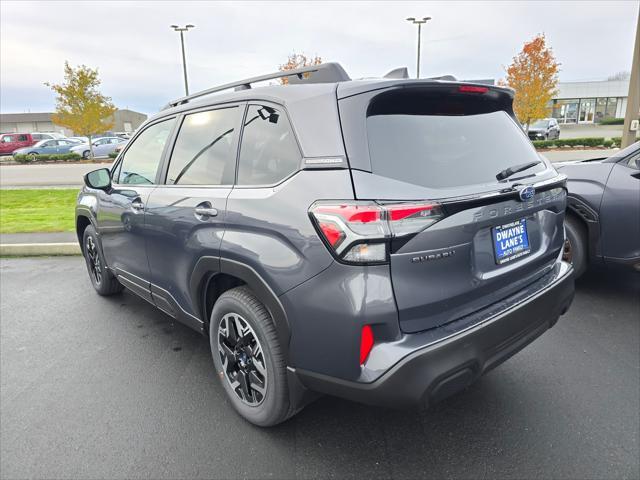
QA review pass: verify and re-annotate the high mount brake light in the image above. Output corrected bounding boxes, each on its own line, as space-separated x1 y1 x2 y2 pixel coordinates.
458 85 489 94
309 201 443 264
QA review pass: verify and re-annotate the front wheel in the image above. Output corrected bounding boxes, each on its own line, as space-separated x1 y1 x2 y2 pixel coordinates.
210 286 293 426
563 215 587 278
82 150 90 159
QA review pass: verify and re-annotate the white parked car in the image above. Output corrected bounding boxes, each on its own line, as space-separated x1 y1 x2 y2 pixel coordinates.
30 132 66 141
70 136 127 159
67 136 90 144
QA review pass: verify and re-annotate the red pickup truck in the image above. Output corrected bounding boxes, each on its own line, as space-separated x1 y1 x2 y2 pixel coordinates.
0 133 38 155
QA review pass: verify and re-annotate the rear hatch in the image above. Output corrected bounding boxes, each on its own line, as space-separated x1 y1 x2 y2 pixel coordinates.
338 82 567 333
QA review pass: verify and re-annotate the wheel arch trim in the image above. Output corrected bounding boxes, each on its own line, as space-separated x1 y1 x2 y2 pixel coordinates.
190 256 291 358
566 194 601 260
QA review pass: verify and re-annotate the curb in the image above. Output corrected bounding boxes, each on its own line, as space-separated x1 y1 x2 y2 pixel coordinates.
0 242 81 256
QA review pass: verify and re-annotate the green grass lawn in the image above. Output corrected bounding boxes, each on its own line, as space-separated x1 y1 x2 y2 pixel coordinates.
0 189 78 233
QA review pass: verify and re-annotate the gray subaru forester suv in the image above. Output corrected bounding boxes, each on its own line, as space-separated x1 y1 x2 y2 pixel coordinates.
77 63 574 426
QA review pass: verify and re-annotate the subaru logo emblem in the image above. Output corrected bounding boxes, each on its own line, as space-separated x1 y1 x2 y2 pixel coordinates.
518 186 536 202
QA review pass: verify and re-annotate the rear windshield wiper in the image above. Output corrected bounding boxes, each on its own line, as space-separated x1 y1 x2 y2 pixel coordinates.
496 160 542 181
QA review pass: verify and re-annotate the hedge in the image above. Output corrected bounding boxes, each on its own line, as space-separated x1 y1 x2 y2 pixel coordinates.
598 118 624 125
108 152 118 158
13 153 82 163
533 136 622 149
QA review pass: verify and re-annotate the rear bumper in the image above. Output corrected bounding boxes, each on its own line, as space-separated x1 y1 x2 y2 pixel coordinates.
296 261 574 408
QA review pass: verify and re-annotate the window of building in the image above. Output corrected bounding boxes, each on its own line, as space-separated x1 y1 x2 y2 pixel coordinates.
552 99 579 124
237 105 300 186
605 98 619 119
117 118 175 185
595 98 607 123
166 107 240 185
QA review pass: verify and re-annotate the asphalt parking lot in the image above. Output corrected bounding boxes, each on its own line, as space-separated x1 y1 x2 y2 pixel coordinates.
1 257 638 479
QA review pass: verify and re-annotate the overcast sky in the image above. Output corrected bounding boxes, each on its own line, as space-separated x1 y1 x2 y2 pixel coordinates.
1 1 638 115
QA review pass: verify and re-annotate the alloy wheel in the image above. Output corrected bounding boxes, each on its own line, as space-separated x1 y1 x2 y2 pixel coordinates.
218 312 268 406
85 236 103 285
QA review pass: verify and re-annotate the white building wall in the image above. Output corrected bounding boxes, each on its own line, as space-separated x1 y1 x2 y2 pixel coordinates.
556 80 629 100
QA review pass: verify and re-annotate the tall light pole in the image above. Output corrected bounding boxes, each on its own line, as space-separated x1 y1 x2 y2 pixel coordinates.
406 17 431 78
170 24 195 95
621 10 639 148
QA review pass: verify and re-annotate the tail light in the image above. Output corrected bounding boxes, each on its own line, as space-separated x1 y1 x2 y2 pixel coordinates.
309 201 443 264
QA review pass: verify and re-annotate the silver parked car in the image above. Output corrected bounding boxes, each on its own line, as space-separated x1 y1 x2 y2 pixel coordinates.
70 136 127 159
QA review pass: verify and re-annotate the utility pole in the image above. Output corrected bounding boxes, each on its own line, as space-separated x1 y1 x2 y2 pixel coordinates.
621 11 639 148
406 17 431 78
170 24 195 95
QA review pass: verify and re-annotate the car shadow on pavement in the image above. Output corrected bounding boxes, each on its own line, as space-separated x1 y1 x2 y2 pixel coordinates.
110 266 638 479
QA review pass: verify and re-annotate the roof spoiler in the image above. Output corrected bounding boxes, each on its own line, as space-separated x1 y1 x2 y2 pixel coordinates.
163 62 351 110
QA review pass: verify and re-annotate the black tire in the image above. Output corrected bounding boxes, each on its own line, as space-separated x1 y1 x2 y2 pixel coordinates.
82 150 90 159
82 225 123 295
28 152 38 161
210 286 293 427
564 214 588 278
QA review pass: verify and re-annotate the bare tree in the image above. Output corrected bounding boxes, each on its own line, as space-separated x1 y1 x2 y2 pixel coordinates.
607 71 631 81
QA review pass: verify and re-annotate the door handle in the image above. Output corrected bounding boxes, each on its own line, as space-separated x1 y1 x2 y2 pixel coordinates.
131 200 145 211
194 206 218 217
194 203 218 218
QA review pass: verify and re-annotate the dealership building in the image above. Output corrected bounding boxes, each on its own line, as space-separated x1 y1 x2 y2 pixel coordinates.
0 109 147 136
551 79 629 124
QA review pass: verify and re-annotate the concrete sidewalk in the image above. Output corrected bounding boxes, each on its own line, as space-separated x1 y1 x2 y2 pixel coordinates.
0 232 80 256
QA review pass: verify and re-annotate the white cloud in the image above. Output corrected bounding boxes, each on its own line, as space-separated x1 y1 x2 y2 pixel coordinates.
1 0 637 114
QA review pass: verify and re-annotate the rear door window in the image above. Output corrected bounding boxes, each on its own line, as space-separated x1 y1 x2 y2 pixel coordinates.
166 107 240 185
117 118 175 185
237 104 300 186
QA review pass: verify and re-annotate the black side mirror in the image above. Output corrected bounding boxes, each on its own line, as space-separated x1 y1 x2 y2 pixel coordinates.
85 168 111 190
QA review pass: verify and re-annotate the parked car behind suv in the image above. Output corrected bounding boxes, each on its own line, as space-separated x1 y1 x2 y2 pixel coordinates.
70 136 127 159
77 63 574 426
527 118 560 141
0 133 37 155
557 141 640 276
13 138 80 159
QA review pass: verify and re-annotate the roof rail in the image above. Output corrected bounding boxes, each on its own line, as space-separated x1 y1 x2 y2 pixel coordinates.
163 62 350 110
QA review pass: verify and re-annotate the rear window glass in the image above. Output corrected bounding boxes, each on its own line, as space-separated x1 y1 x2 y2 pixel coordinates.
366 98 544 188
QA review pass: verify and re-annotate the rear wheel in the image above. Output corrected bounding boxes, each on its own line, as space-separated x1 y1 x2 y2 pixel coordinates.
82 225 123 295
563 215 587 278
210 286 293 426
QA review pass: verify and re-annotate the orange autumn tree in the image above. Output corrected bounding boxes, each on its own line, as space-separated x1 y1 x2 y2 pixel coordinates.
278 53 322 84
47 62 116 159
502 34 560 132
